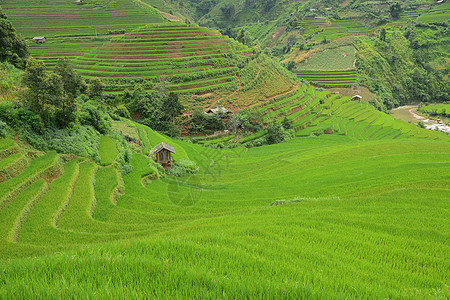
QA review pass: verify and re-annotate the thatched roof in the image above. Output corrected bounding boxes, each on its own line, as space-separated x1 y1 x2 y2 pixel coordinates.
152 142 176 154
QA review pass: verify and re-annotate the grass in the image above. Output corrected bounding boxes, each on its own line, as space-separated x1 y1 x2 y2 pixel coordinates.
99 136 119 166
1 0 164 38
92 166 119 221
0 132 449 298
418 104 450 116
295 70 357 86
296 46 356 71
1 2 449 295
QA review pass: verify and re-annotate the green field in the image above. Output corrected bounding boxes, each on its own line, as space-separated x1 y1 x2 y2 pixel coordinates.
295 70 358 87
0 0 164 38
98 136 119 166
1 0 450 297
25 22 254 96
0 119 449 297
419 103 450 116
296 46 356 71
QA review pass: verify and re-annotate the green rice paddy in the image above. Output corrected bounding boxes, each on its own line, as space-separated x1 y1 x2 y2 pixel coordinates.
295 70 357 87
99 136 119 166
0 119 449 297
0 0 164 38
1 1 449 297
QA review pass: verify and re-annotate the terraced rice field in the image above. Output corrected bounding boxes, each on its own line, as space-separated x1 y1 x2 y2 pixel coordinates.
295 70 357 87
0 0 164 38
34 23 251 94
27 37 110 68
310 19 372 43
296 46 356 71
0 114 449 297
201 83 446 146
416 2 450 23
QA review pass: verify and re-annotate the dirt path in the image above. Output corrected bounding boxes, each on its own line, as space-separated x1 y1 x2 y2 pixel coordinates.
222 63 261 112
353 48 358 69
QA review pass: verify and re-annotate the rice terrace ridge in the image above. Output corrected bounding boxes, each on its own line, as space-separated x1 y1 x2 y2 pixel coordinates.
0 0 449 298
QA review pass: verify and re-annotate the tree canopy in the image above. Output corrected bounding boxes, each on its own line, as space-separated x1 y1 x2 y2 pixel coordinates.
0 7 29 68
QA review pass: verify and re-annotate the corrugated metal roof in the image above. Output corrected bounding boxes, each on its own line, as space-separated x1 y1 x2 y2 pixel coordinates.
207 107 232 114
152 142 176 154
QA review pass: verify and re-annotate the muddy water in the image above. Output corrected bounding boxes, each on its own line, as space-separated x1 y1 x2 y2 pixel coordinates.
390 105 450 134
390 105 421 123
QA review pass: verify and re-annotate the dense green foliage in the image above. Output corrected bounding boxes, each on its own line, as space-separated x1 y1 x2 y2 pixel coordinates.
418 103 450 118
356 25 449 109
22 58 83 127
0 7 28 68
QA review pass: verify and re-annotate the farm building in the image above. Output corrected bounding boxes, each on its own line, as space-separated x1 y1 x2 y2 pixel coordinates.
352 95 362 101
75 0 85 4
32 37 46 44
152 142 175 169
206 107 233 116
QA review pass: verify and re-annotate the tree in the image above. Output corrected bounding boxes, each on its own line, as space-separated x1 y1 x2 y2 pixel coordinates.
286 61 296 71
281 115 291 129
220 4 235 20
22 58 52 114
54 58 82 100
390 3 401 19
161 92 183 124
379 28 386 41
266 121 285 145
154 76 171 99
262 0 276 12
0 7 29 68
87 77 106 99
22 58 80 127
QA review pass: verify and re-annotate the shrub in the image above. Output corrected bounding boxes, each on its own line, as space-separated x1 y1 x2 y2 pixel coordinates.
166 159 199 177
78 101 111 134
0 101 19 126
0 120 9 138
113 105 131 119
18 108 44 134
266 122 285 145
19 124 101 161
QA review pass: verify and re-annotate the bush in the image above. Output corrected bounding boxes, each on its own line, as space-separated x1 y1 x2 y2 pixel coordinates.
112 105 131 119
0 101 19 126
18 108 44 134
165 123 181 138
20 124 101 162
78 101 111 134
266 122 285 145
0 120 9 138
166 159 199 177
113 136 134 176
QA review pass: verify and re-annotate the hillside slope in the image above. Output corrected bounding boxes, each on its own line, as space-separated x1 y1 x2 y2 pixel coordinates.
0 120 449 297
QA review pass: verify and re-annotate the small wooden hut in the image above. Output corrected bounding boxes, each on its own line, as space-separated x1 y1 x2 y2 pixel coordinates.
32 37 46 44
352 95 362 101
152 142 175 169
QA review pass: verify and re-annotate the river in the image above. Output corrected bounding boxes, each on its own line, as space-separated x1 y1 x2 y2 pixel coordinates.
390 105 450 134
